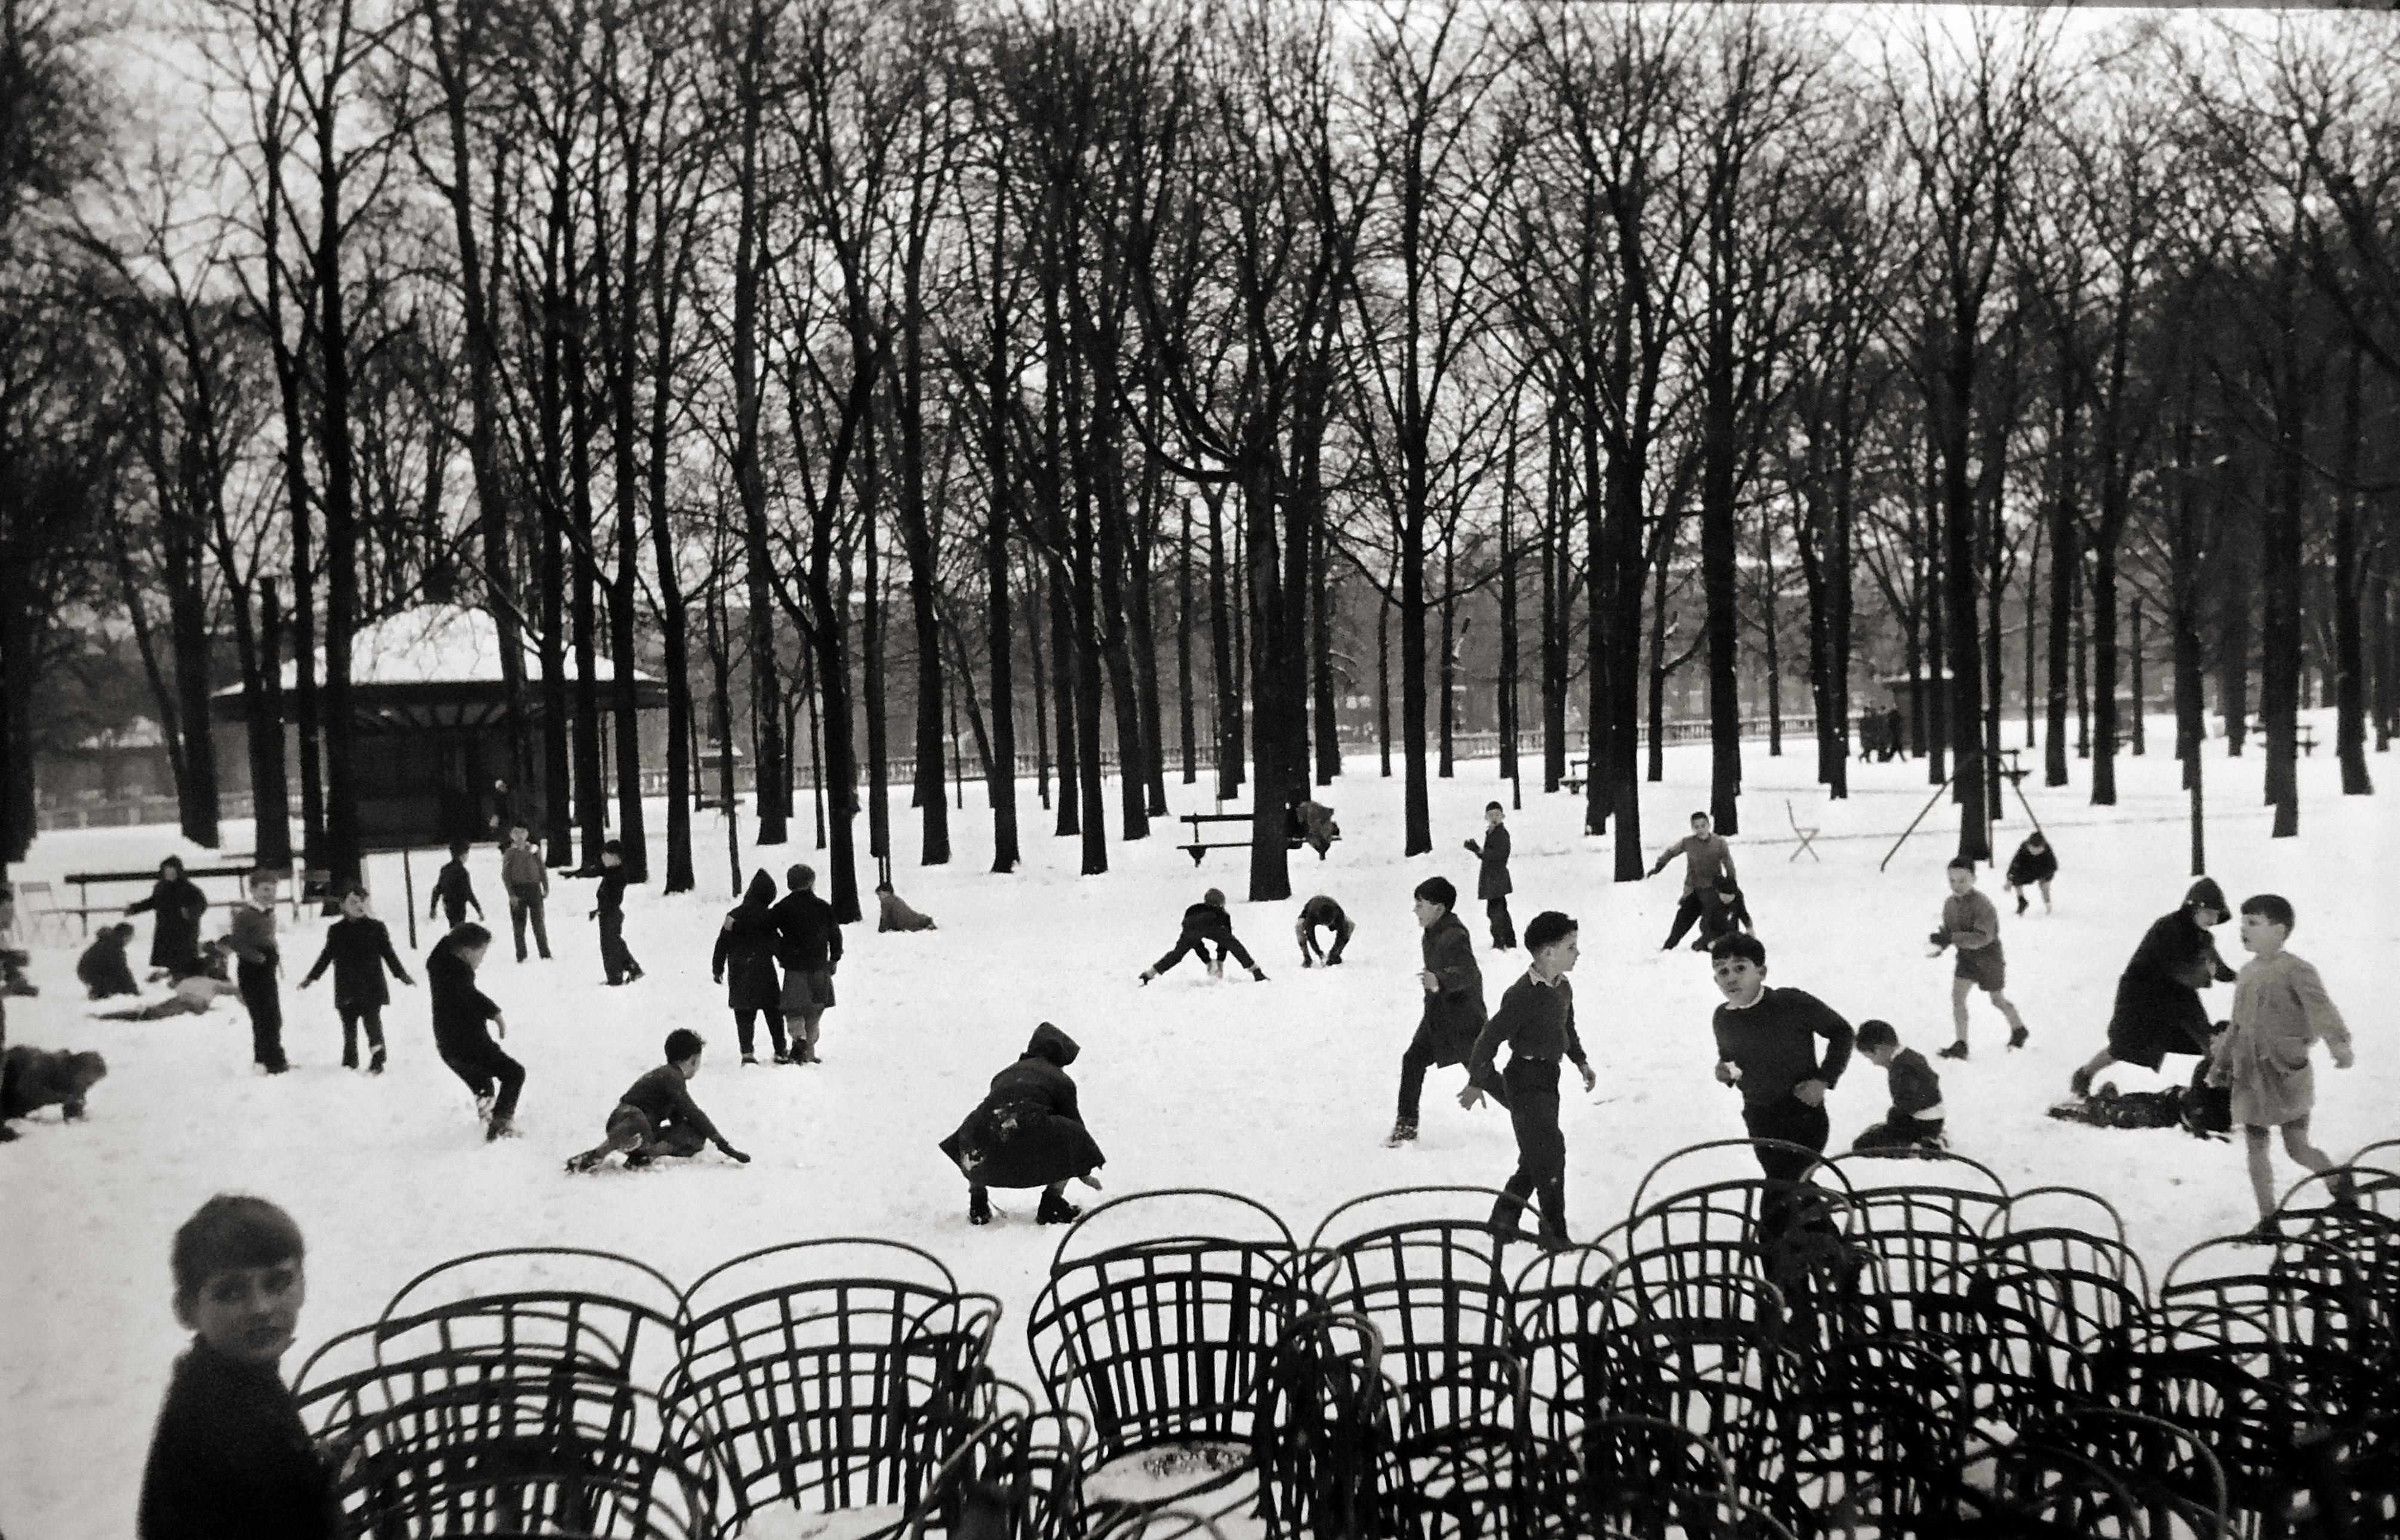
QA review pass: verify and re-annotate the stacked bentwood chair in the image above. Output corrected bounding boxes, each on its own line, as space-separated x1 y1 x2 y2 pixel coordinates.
281 1141 2395 1538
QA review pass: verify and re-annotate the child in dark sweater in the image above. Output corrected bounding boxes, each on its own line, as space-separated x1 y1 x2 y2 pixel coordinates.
427 839 484 930
427 924 524 1141
79 922 143 999
1460 911 1596 1249
1847 1020 1946 1154
589 840 643 985
1709 933 1856 1184
228 871 287 1074
565 1029 749 1172
297 886 414 1073
1141 888 1266 983
138 1194 333 1540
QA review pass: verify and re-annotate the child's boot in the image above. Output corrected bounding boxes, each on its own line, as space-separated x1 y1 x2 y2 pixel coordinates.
1938 1042 1969 1061
2008 1024 2030 1050
485 1113 517 1142
369 1048 386 1076
1250 966 1269 982
1385 1118 1418 1147
968 1186 992 1225
1037 1190 1082 1225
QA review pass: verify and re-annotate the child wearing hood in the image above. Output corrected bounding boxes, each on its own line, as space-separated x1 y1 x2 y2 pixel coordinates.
939 1022 1106 1227
713 871 788 1064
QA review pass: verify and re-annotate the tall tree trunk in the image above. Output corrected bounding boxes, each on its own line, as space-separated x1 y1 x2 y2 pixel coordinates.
981 207 1020 868
2260 377 2307 838
861 429 891 864
2219 451 2252 757
2091 553 2120 805
2333 346 2372 795
1205 485 1239 802
1311 485 1339 786
1048 559 1080 837
568 364 607 870
312 93 359 886
163 511 219 846
731 4 786 845
1499 434 1520 806
253 583 292 868
1438 525 1457 781
1701 356 1741 832
2130 600 2145 756
1177 498 1196 786
1028 555 1050 812
1402 506 1431 848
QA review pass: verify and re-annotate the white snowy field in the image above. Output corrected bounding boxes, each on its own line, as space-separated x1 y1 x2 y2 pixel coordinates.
3 716 2395 1537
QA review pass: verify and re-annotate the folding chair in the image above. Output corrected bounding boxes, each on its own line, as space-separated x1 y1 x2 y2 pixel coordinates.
1785 801 1820 863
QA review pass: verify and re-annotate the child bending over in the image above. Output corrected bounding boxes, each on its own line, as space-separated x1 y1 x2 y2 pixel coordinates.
1847 1020 1946 1154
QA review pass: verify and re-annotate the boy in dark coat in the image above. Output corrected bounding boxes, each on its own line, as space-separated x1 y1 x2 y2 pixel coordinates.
566 1028 750 1172
589 840 644 985
1930 858 2028 1059
427 839 484 929
1141 888 1266 983
1847 1021 1946 1154
1296 894 1355 968
79 922 143 999
2004 832 2057 916
940 1021 1106 1226
2072 877 2235 1098
771 864 843 1063
1648 813 1739 951
138 1194 333 1540
1464 802 1516 950
227 871 287 1074
297 886 414 1073
427 923 524 1141
1388 876 1487 1145
713 871 787 1064
127 857 210 979
1709 933 1855 1184
1460 911 1595 1249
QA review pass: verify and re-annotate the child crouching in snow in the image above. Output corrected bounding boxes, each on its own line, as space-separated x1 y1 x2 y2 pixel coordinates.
1847 1020 1946 1154
567 1028 749 1173
2210 894 2356 1240
939 1022 1104 1226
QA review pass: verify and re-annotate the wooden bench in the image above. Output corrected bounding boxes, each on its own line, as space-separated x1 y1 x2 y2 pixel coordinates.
60 860 258 935
1179 812 1340 866
1561 756 1589 794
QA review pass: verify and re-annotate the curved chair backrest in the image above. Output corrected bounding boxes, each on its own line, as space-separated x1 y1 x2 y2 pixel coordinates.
1303 1185 1516 1256
1986 1185 2128 1247
1299 1200 1521 1364
676 1237 961 1326
1252 1311 1386 1540
1827 1147 2010 1206
374 1246 687 1393
1046 1188 1296 1279
2024 1406 2230 1540
1980 1226 2152 1306
1627 1138 1859 1221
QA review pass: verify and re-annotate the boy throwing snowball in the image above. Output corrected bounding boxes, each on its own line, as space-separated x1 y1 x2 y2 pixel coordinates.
1929 858 2028 1059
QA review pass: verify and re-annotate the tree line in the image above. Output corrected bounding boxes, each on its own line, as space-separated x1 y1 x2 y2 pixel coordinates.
3 0 2396 916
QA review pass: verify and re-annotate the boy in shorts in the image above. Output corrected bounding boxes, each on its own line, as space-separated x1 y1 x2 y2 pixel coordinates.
1930 858 2027 1059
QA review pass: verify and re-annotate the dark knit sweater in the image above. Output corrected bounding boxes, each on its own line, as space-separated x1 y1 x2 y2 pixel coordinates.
1884 1046 1943 1118
137 1339 332 1540
1712 987 1854 1110
616 1064 723 1144
1468 972 1587 1093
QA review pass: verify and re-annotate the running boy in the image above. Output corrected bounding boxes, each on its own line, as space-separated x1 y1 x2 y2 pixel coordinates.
1930 858 2029 1059
1388 876 1486 1145
1847 1020 1946 1154
227 870 288 1074
1460 911 1595 1249
427 839 484 930
1709 933 1855 1183
1141 888 1266 983
138 1194 332 1539
298 885 414 1073
1648 811 1738 951
589 840 644 985
2208 894 2356 1240
427 923 524 1141
1464 802 1516 950
566 1028 749 1172
1296 894 1355 968
500 823 550 962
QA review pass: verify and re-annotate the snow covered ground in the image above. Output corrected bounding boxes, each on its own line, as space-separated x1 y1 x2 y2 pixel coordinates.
3 717 2394 1537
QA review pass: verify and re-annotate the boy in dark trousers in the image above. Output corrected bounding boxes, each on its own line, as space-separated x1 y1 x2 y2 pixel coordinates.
565 1028 750 1172
138 1194 333 1540
427 839 484 930
1689 880 1754 953
1464 802 1516 950
2004 832 2057 916
589 840 644 985
1388 876 1487 1145
427 923 524 1141
1648 812 1739 951
1141 888 1266 983
771 864 842 1062
1709 933 1854 1184
1295 894 1355 968
1460 911 1596 1249
228 871 288 1074
297 885 414 1073
1931 858 2029 1058
1847 1020 1946 1154
500 824 550 962
79 922 143 999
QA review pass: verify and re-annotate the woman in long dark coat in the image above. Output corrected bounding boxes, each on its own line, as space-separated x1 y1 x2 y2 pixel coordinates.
2070 877 2235 1097
712 871 787 1064
939 1022 1105 1227
124 858 208 977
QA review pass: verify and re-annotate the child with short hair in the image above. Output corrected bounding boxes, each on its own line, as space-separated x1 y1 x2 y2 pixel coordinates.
298 885 414 1073
1140 887 1266 983
229 870 288 1074
1709 932 1856 1184
500 824 550 962
427 839 484 931
2004 831 2057 916
1460 911 1595 1249
79 922 143 999
2209 894 2356 1240
1649 811 1739 951
427 923 525 1141
1464 802 1516 950
1847 1020 1946 1154
565 1028 749 1173
1388 876 1486 1145
1930 858 2029 1059
589 840 644 986
138 1194 333 1539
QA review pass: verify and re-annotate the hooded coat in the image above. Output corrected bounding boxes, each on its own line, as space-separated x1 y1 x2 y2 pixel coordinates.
2105 878 2236 1070
127 872 208 973
713 873 785 1012
938 1022 1105 1190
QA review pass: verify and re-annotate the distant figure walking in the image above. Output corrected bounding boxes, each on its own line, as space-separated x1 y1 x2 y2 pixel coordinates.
771 864 842 1063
